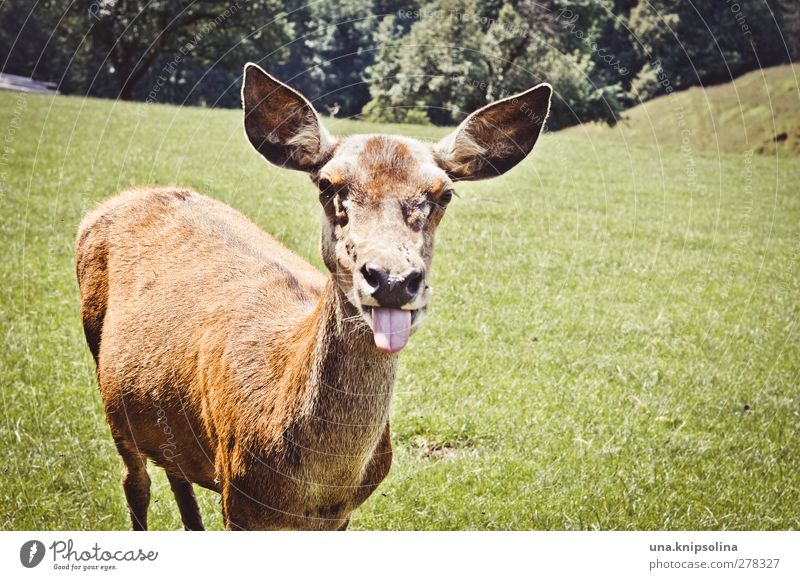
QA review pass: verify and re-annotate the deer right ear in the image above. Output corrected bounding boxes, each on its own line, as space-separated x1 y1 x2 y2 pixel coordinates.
242 63 335 172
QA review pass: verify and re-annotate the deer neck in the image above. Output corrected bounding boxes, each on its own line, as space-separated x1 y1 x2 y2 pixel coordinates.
292 278 397 456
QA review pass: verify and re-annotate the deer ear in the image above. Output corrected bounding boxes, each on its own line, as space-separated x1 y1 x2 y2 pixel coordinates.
434 83 552 181
242 63 335 172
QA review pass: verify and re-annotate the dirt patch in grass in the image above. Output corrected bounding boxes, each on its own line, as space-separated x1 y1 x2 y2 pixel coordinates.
409 435 480 461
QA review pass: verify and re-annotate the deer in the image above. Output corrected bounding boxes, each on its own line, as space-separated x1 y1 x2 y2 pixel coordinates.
75 63 552 530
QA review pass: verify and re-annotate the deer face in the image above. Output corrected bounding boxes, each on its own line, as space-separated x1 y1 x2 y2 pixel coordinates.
313 134 449 352
242 63 552 353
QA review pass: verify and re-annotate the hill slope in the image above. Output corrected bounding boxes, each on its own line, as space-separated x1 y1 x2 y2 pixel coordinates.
560 64 800 156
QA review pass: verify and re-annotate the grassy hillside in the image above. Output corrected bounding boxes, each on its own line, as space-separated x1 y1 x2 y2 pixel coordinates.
1 90 798 530
561 64 800 156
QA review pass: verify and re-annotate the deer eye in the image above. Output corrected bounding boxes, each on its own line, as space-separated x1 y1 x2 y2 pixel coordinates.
428 189 453 210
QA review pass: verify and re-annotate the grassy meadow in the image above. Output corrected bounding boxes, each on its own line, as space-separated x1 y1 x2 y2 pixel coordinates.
0 85 798 530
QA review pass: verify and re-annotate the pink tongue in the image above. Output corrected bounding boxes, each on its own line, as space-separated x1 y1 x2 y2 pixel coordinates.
371 308 412 353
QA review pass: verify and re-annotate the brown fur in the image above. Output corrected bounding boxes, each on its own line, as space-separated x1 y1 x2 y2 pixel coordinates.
76 64 551 530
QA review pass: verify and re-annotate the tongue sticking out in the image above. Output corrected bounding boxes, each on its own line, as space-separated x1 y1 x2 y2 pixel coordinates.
371 308 412 353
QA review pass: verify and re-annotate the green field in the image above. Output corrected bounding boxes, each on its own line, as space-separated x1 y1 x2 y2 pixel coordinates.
1 88 798 530
562 64 800 157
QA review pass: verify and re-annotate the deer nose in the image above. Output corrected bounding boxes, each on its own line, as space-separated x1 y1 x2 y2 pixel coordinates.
361 263 423 308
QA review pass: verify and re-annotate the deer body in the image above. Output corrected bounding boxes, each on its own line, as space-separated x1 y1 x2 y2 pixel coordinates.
77 64 551 530
78 187 395 530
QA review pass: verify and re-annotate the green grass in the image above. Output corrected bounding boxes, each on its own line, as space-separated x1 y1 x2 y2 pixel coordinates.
1 88 798 531
561 64 800 157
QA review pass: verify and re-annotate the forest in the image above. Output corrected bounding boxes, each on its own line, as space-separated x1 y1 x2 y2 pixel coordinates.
2 0 797 129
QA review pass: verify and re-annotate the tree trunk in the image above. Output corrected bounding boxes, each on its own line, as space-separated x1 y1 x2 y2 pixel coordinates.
119 75 137 100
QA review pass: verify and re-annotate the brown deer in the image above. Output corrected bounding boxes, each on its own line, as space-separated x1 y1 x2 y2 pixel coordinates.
76 63 551 530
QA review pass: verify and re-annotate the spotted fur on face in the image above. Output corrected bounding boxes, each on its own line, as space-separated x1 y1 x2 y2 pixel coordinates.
312 135 452 320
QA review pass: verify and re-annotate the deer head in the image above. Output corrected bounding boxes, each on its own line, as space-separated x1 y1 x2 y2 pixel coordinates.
242 63 552 354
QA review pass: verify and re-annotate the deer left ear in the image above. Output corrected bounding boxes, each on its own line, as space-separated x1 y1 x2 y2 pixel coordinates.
434 83 552 181
242 63 335 172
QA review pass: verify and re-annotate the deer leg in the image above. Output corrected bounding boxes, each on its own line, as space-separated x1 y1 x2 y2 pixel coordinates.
167 474 205 531
116 443 151 531
221 499 246 531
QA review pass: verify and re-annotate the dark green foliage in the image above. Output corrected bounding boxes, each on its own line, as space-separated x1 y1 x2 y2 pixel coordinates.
363 0 626 128
0 0 795 126
288 1 379 117
627 0 791 101
1 0 293 105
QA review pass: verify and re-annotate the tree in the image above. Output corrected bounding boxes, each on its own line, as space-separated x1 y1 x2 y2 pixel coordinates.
364 0 625 128
82 0 292 100
628 0 790 101
2 0 793 123
1 0 293 103
294 0 381 117
0 0 77 86
364 0 497 125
